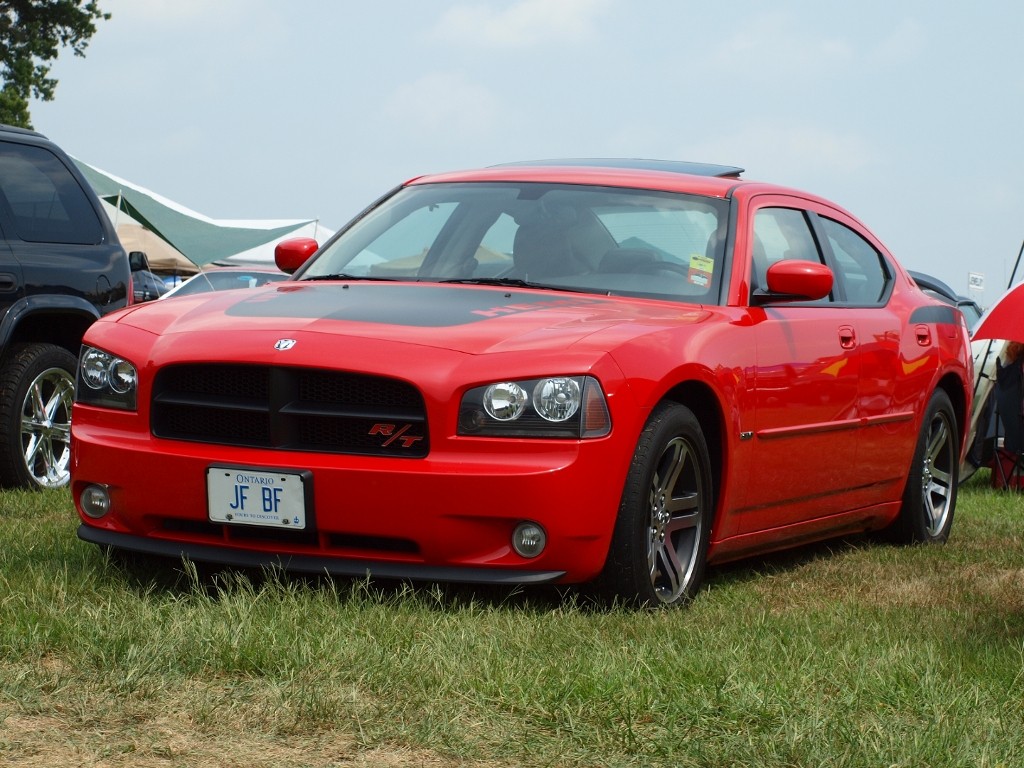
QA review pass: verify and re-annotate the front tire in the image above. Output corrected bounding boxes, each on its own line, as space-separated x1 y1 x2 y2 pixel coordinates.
598 403 713 608
0 343 78 490
886 389 959 544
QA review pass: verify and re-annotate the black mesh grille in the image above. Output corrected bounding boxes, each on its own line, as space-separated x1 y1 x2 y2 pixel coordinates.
151 364 428 457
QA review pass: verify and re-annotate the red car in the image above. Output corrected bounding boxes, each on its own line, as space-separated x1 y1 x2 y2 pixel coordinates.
71 160 973 607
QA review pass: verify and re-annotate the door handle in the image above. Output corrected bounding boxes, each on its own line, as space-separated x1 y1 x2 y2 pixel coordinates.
915 324 932 346
839 324 856 350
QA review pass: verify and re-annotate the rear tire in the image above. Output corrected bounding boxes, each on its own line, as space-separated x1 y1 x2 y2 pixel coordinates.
886 389 958 544
597 403 713 608
0 343 77 490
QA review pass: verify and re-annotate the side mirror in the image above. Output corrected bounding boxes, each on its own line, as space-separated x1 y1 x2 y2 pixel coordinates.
128 250 151 273
755 260 833 304
275 238 319 274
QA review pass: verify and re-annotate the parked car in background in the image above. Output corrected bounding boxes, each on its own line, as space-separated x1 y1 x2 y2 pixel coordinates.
72 159 973 607
906 271 1009 481
909 270 983 332
131 269 170 302
127 250 170 303
159 266 287 300
0 125 131 490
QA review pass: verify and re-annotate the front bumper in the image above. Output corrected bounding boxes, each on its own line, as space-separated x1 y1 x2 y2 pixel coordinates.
77 526 566 584
72 415 633 585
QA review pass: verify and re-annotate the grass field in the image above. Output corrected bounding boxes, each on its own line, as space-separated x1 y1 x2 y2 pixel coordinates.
2 473 1024 767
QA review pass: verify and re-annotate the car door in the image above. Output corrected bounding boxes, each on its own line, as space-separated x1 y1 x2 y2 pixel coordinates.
815 212 911 503
0 204 24 325
738 200 866 532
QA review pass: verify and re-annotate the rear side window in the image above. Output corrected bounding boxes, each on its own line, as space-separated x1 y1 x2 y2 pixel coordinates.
0 143 103 245
819 217 890 304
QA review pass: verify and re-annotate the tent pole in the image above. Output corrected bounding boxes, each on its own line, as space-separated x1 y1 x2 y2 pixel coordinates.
973 239 1024 423
1007 239 1024 291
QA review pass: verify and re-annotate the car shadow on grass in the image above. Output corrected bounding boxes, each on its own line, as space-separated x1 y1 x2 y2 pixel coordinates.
97 546 577 612
96 532 887 616
702 532 881 595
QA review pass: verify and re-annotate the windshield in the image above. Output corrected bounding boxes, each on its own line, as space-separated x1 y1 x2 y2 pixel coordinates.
301 182 729 302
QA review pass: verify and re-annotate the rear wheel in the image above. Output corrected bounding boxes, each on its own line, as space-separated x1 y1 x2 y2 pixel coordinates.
0 343 77 490
886 389 959 544
598 403 713 608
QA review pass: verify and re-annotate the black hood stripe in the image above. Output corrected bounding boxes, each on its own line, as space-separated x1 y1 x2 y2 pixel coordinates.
227 283 610 328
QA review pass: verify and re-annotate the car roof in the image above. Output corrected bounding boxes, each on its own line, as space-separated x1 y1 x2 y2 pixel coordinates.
490 158 745 178
402 158 831 203
202 265 282 272
0 123 46 139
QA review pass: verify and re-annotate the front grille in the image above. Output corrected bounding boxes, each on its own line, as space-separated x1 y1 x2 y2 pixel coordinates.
151 364 429 457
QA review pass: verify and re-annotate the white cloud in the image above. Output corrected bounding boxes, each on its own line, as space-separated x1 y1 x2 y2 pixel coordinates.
386 72 502 137
686 122 875 182
869 18 927 66
102 0 252 27
709 11 854 77
433 0 611 47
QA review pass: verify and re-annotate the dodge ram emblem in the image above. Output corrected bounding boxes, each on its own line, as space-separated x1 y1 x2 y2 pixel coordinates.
274 339 297 351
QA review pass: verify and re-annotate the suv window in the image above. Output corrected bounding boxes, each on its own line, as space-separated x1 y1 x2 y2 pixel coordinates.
0 143 103 245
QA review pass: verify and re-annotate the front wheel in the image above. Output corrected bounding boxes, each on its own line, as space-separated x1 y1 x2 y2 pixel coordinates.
0 343 78 490
886 389 959 544
597 403 713 608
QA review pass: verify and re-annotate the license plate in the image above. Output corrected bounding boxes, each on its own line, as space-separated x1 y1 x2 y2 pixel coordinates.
207 467 307 530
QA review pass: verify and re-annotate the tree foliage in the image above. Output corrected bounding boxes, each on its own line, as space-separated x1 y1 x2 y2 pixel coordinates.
0 0 108 128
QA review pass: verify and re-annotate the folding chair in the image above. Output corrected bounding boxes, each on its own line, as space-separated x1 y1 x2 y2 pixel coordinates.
992 356 1024 490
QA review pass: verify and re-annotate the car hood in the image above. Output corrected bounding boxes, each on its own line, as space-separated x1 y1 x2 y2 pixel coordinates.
116 281 713 355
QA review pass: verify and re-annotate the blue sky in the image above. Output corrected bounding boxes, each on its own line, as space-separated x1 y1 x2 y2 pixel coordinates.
33 0 1024 307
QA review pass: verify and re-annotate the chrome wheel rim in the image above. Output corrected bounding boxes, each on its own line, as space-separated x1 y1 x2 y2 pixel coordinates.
920 407 955 537
647 436 705 604
20 366 74 488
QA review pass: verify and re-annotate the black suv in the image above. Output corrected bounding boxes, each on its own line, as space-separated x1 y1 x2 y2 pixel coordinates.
0 125 130 489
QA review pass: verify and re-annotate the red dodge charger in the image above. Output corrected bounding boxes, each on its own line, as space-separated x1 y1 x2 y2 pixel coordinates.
71 159 973 607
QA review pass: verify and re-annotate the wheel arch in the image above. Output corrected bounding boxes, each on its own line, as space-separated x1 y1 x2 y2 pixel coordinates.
936 371 969 455
0 297 100 360
659 380 726 507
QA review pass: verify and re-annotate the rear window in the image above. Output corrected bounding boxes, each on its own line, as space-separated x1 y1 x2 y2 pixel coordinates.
0 142 103 245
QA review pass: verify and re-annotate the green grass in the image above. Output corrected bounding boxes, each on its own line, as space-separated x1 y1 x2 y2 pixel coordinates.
2 475 1024 767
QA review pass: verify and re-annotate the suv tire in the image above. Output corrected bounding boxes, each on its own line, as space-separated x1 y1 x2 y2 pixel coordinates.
0 343 77 490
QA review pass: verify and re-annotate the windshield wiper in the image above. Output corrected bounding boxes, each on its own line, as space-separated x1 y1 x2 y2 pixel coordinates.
302 274 399 282
440 277 550 289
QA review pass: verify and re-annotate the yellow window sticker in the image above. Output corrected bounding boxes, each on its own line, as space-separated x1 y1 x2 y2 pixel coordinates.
688 254 714 288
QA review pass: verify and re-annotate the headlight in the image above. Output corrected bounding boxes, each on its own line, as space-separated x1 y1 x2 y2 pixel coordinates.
459 375 610 438
483 382 528 421
76 346 138 410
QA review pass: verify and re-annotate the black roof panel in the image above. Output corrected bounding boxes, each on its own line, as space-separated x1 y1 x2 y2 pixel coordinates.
491 158 744 178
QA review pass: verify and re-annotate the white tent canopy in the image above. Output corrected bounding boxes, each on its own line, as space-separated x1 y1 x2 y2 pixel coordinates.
100 199 197 275
76 159 333 268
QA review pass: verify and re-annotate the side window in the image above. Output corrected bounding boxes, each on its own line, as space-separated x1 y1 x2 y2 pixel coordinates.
819 217 890 304
0 143 103 245
752 207 825 295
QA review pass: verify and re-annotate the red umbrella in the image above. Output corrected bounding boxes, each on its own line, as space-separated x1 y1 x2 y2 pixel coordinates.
972 281 1024 343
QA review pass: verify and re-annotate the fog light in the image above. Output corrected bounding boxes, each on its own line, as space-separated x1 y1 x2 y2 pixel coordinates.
80 484 111 519
512 521 546 558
